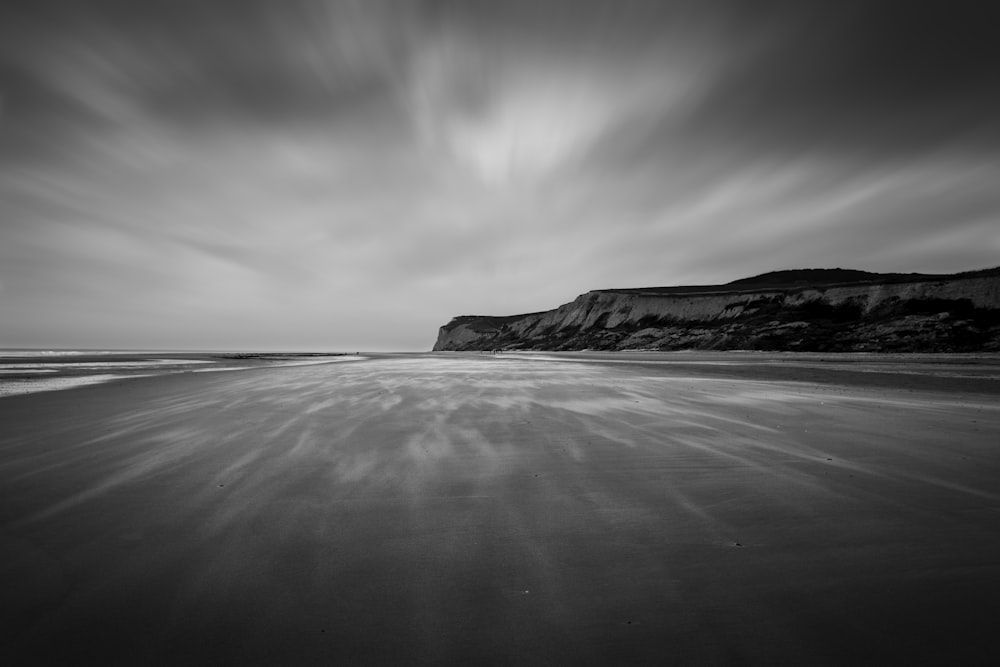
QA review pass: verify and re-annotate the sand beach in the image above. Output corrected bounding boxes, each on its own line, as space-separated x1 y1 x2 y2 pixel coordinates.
2 352 999 665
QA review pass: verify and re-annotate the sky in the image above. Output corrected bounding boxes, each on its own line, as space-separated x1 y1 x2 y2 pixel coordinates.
1 0 998 351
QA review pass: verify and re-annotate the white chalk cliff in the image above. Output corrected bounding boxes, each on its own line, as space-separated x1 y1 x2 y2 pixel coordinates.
433 268 1000 352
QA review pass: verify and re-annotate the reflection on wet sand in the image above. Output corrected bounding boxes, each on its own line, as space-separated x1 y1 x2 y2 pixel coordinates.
1 353 1000 665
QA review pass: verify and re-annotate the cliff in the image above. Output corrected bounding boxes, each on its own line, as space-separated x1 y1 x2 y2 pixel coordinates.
433 267 1000 352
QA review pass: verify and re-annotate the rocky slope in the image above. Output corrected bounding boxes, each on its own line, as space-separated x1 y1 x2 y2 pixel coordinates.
433 267 1000 352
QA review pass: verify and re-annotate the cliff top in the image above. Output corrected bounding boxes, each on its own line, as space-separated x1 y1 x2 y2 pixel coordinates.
596 266 1000 296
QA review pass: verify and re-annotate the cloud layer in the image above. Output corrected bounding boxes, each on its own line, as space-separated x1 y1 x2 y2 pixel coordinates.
2 0 998 350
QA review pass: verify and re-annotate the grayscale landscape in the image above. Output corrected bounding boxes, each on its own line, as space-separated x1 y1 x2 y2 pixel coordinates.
3 1 1000 664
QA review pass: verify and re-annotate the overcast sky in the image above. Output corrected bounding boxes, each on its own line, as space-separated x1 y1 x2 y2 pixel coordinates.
1 0 998 351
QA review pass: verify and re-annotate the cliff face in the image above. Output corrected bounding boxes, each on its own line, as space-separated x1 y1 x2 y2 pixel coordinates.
433 268 1000 352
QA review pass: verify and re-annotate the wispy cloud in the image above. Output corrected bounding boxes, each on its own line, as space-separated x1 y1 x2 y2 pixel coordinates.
1 1 998 349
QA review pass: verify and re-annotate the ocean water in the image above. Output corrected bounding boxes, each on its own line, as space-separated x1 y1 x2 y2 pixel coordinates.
0 350 364 397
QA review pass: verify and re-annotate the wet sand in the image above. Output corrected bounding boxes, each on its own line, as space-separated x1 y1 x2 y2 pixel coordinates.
2 353 999 665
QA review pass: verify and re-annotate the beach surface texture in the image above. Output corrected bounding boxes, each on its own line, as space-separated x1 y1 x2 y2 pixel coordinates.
2 352 999 665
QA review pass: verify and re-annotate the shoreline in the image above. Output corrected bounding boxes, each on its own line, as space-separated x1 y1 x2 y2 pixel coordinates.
2 354 999 664
0 351 370 398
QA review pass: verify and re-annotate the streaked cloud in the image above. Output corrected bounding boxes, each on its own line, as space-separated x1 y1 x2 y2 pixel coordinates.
1 0 997 350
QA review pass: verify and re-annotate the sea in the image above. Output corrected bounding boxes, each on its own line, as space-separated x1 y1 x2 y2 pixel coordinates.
0 350 364 397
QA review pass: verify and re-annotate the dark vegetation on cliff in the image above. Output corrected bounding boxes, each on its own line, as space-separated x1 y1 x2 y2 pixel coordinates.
435 267 1000 352
598 266 1000 295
